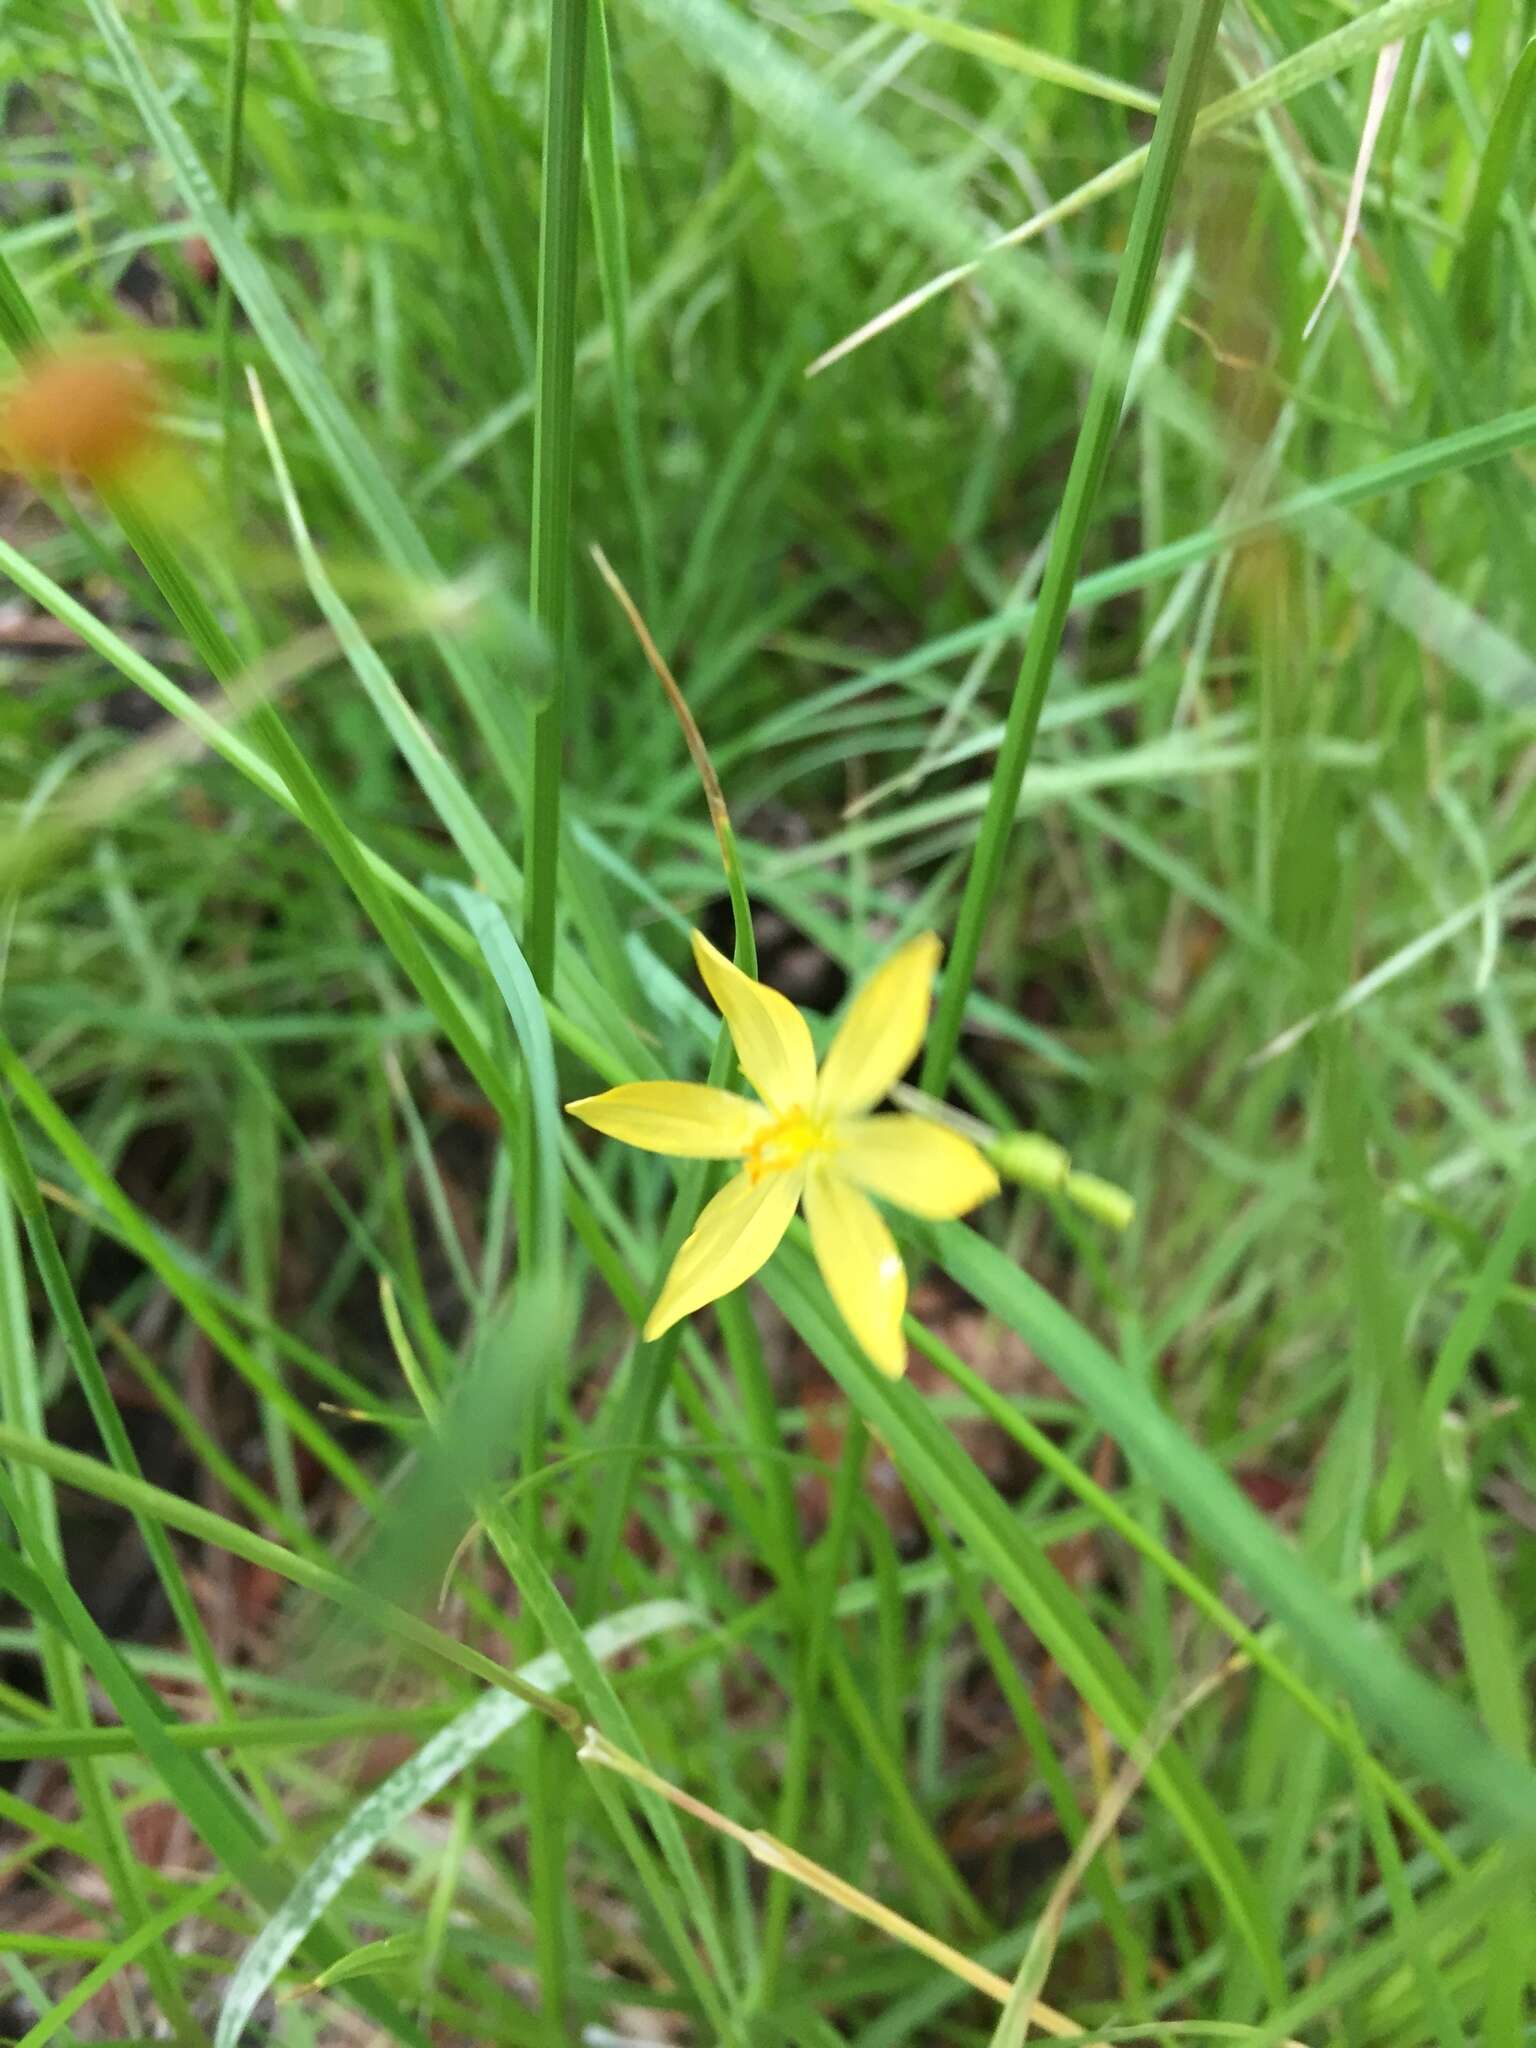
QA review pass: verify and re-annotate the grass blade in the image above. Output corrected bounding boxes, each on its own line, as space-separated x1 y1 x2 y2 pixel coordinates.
525 0 590 986
922 0 1225 1093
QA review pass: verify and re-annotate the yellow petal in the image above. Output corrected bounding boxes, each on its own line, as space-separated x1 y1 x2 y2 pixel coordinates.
801 1164 908 1378
565 1082 770 1157
691 930 817 1113
644 1165 804 1339
836 1114 1000 1219
815 931 942 1117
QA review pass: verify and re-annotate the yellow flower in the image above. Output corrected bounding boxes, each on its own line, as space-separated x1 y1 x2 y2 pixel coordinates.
566 930 999 1377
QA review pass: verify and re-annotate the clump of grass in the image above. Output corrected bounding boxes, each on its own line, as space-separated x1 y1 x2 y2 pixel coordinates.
1 1 1535 2044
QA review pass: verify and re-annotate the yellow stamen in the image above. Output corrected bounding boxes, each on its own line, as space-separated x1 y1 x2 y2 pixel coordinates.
743 1107 835 1184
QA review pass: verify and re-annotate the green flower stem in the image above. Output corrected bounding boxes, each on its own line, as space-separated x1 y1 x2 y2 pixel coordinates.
921 0 1226 1095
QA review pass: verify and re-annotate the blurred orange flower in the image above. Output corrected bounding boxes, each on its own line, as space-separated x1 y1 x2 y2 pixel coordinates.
1 342 161 484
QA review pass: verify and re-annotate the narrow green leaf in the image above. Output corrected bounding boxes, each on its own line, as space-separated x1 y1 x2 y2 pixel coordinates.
841 0 1159 110
525 0 590 987
923 0 1225 1092
1453 36 1536 331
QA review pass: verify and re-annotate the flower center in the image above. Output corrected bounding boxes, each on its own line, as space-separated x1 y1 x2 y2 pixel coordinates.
744 1107 834 1183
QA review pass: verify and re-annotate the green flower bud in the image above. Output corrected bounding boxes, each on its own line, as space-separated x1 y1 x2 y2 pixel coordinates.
986 1131 1070 1192
1063 1171 1136 1233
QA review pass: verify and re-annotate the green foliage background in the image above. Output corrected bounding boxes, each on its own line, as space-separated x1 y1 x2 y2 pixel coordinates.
0 0 1534 2042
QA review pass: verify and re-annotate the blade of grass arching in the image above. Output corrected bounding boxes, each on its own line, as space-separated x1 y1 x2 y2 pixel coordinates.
840 0 1158 110
760 1249 1284 1993
80 0 542 798
212 1599 697 2048
925 1218 1536 1840
0 1037 380 1510
588 544 758 957
0 1199 203 2048
921 0 1224 1095
585 0 657 611
0 1090 286 1827
524 0 589 989
0 1485 432 2048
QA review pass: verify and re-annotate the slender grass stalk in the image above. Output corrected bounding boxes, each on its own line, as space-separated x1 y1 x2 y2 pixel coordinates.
485 279 585 1990
215 0 253 514
524 0 591 989
922 0 1226 1094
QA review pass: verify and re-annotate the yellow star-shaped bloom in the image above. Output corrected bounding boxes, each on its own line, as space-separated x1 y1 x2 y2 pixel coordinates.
566 930 999 1377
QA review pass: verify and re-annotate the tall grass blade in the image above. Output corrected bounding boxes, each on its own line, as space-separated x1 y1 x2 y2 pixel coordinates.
923 0 1226 1092
525 0 591 987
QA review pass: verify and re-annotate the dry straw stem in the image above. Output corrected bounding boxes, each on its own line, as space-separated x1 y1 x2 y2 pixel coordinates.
589 540 757 955
581 1719 1311 2044
590 540 732 850
988 1658 1294 2045
577 1726 1081 2034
